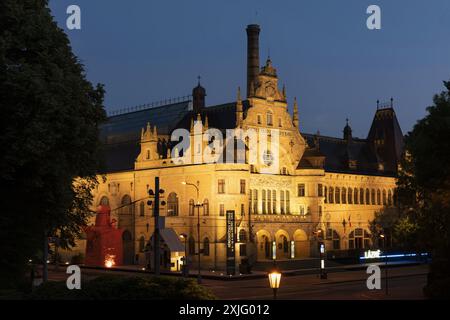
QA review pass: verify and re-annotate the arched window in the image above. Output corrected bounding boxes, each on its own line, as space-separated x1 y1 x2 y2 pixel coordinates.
203 199 209 216
329 187 334 204
167 192 178 216
382 190 387 205
188 237 195 255
388 190 393 206
360 188 364 204
354 188 358 204
377 189 381 205
139 236 145 252
365 189 370 205
348 188 353 204
280 190 285 214
119 195 132 228
371 189 376 205
281 235 289 253
239 229 247 242
342 188 347 204
203 238 210 256
335 187 341 204
99 196 109 206
139 201 145 217
324 186 328 203
189 199 194 216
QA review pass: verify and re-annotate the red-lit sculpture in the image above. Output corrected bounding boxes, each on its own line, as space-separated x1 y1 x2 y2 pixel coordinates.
85 205 123 267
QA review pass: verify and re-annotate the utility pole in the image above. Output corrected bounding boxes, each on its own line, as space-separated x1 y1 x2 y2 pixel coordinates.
153 177 160 276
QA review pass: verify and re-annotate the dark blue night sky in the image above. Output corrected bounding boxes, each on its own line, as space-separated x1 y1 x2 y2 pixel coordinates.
49 0 450 138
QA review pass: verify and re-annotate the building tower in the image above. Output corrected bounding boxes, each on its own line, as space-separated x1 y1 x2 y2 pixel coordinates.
246 24 261 98
192 77 206 113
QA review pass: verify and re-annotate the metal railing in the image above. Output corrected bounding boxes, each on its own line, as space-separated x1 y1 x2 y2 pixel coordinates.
107 95 192 117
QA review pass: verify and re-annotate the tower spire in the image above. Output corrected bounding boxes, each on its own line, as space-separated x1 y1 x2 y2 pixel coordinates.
293 97 299 128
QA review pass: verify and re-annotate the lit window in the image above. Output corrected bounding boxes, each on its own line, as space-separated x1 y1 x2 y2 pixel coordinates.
218 179 225 194
298 184 305 197
267 112 273 126
240 179 246 194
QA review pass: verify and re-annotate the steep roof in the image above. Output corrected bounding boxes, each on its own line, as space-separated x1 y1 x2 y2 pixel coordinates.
99 101 402 176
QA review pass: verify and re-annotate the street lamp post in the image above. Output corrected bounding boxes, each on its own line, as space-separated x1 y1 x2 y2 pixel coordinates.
380 234 388 295
180 234 188 277
268 268 282 300
182 181 202 284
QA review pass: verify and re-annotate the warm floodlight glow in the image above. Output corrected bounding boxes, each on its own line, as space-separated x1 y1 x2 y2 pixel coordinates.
104 254 115 268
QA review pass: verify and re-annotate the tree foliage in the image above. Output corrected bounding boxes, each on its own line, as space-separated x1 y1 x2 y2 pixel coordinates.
397 80 450 298
0 0 106 287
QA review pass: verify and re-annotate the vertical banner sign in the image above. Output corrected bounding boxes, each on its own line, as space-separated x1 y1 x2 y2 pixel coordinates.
226 210 236 275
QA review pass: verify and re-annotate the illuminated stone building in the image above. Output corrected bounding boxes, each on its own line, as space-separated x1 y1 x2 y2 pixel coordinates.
70 24 404 270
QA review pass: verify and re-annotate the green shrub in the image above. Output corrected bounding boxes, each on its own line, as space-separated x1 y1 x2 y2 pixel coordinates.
27 275 215 300
70 253 85 265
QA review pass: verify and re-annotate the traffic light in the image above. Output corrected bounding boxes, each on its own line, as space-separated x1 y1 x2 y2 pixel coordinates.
147 181 165 208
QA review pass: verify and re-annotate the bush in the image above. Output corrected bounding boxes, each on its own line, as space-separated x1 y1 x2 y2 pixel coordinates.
27 275 215 300
70 253 84 265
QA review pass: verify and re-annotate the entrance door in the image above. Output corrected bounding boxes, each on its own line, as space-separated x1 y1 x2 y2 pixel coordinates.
122 230 134 265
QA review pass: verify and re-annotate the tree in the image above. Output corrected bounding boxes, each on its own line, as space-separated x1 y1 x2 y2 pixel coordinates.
397 80 450 298
369 206 419 250
0 0 106 288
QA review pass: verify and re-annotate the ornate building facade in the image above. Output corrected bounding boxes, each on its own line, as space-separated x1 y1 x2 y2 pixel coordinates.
70 24 404 270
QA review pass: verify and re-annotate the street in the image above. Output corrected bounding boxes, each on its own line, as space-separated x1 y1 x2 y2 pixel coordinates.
48 264 428 300
201 265 428 300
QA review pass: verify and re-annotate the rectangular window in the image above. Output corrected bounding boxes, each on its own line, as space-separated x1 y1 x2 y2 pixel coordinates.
253 190 258 214
218 179 225 194
318 184 323 197
241 204 245 217
267 113 273 126
286 191 290 214
267 190 272 214
248 190 252 215
240 179 246 194
257 115 262 124
297 184 305 197
219 204 225 216
299 205 305 216
262 190 266 214
280 191 285 214
272 190 276 214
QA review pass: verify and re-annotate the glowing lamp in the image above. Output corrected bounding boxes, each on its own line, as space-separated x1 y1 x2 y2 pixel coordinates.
268 270 282 299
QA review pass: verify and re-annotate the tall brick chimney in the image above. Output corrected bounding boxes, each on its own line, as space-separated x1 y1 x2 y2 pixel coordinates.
246 24 260 98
